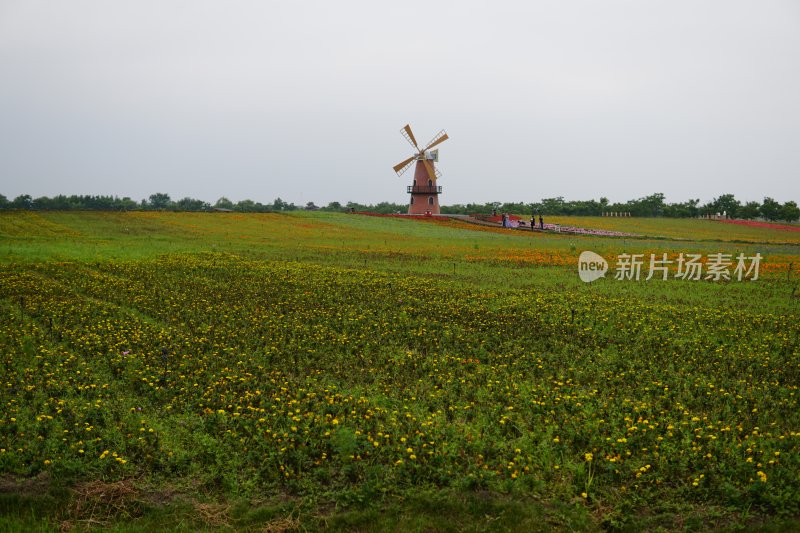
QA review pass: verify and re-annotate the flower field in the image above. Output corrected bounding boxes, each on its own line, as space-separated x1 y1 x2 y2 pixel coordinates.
1 211 799 530
544 216 800 244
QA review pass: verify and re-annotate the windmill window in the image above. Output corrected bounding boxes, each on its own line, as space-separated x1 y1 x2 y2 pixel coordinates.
410 196 414 204
428 196 434 205
427 179 432 187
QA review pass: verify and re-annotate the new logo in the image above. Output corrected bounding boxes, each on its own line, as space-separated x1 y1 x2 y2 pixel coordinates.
578 251 608 283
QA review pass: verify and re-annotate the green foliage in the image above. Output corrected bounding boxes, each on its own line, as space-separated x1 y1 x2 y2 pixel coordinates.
781 201 800 223
3 192 798 219
761 197 782 221
174 197 209 211
213 197 234 210
147 193 173 210
740 201 761 220
705 193 741 218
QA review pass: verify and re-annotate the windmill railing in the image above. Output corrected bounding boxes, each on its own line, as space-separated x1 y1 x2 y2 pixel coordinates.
407 185 442 194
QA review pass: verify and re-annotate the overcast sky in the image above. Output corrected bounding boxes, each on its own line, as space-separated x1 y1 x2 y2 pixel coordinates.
1 1 798 206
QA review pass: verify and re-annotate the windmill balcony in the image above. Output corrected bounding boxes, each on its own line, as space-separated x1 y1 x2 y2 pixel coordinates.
407 185 442 194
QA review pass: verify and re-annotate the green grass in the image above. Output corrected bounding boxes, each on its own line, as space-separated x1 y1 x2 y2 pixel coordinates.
546 215 800 244
0 211 799 531
3 211 798 263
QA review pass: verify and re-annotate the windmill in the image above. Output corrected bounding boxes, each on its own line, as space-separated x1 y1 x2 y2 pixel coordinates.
392 124 449 215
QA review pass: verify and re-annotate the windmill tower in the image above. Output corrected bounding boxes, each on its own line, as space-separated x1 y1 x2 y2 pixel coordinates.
392 124 449 215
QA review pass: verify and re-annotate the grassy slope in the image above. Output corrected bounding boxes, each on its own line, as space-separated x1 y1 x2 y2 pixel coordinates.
545 215 800 244
2 210 799 259
2 211 798 314
1 211 799 532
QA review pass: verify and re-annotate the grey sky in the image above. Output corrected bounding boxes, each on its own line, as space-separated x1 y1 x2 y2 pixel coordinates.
1 0 798 206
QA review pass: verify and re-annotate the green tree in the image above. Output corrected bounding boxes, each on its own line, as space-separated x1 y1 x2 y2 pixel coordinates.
10 195 32 209
214 197 234 210
707 194 740 218
176 197 209 211
272 198 297 211
119 197 138 211
639 193 666 217
235 199 257 212
31 196 58 209
148 193 173 210
760 197 781 221
739 201 760 219
780 200 800 222
539 197 564 214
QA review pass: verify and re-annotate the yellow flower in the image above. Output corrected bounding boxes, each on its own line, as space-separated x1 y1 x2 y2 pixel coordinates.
757 471 767 483
584 453 593 462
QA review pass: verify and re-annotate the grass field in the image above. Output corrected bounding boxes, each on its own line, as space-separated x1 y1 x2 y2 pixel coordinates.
1 211 799 531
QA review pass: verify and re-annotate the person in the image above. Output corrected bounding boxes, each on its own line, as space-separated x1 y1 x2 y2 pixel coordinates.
539 215 544 230
502 213 508 228
530 215 535 230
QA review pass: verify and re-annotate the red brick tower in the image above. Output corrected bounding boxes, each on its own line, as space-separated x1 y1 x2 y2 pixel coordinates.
392 124 449 215
407 159 441 215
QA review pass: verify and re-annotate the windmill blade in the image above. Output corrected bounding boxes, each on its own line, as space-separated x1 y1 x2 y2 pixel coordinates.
393 156 415 176
423 130 449 151
422 159 436 181
401 124 420 151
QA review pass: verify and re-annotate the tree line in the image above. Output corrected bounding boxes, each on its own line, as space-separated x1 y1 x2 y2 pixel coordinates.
446 193 800 222
1 192 798 221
